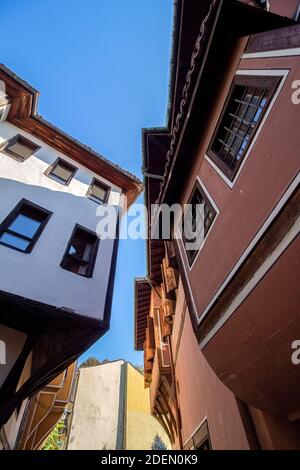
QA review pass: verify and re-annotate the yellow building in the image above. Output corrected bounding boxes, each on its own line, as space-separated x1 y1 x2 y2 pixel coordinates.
125 362 170 450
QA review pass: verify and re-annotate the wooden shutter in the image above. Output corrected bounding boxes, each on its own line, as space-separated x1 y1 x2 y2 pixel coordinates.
165 241 177 268
162 319 173 338
144 340 153 372
161 282 176 318
146 317 155 361
162 256 179 294
193 420 210 449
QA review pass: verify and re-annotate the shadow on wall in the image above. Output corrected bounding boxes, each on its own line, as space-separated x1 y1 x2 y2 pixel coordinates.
116 361 126 450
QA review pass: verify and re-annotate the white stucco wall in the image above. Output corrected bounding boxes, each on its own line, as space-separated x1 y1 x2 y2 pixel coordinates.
67 361 125 450
0 324 27 387
0 121 122 320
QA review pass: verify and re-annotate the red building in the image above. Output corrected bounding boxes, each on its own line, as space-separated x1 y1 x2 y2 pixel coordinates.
135 0 300 449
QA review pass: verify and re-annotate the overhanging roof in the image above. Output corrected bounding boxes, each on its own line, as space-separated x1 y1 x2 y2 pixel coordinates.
142 0 294 283
134 278 151 351
157 0 295 206
0 64 142 207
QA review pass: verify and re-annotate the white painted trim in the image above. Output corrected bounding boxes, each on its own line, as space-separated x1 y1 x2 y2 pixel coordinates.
183 415 208 448
200 213 300 349
204 153 234 187
242 48 300 59
175 234 198 319
178 176 220 271
198 171 300 326
175 174 300 330
205 69 289 189
156 307 168 368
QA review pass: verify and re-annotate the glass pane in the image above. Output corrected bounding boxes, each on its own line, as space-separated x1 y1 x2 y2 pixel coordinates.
225 131 235 148
90 183 107 202
68 240 93 261
238 102 248 119
63 257 88 275
7 142 32 159
9 214 41 239
244 105 256 123
0 232 29 251
51 164 73 182
67 230 96 260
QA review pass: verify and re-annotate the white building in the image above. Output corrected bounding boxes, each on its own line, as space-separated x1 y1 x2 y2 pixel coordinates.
0 64 142 442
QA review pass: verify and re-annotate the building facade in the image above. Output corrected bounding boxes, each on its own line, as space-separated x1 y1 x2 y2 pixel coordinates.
135 0 300 449
66 361 170 450
0 65 142 441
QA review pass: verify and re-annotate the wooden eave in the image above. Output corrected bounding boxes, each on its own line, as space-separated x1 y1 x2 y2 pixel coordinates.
158 0 295 207
141 0 294 283
134 278 151 351
142 129 169 285
167 0 213 130
0 64 142 207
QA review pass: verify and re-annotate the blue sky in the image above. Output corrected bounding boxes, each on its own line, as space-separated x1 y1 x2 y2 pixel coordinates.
1 0 173 365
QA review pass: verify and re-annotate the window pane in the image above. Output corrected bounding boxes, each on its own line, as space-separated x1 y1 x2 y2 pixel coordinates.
9 214 41 239
0 232 29 251
183 185 216 265
63 257 88 275
90 182 107 202
68 233 94 261
209 77 279 180
7 142 32 159
62 227 98 276
51 164 73 182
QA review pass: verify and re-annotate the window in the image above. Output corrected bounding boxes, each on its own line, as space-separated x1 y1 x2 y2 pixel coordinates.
86 178 110 204
0 200 52 253
0 134 40 162
61 225 99 277
182 183 216 266
196 438 211 450
208 75 280 181
184 420 212 450
45 158 77 185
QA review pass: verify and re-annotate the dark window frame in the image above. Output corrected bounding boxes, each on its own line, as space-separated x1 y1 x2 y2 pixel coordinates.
184 420 212 450
207 74 281 181
60 224 100 278
86 178 110 205
0 199 52 254
45 158 78 186
182 182 217 267
0 134 41 162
